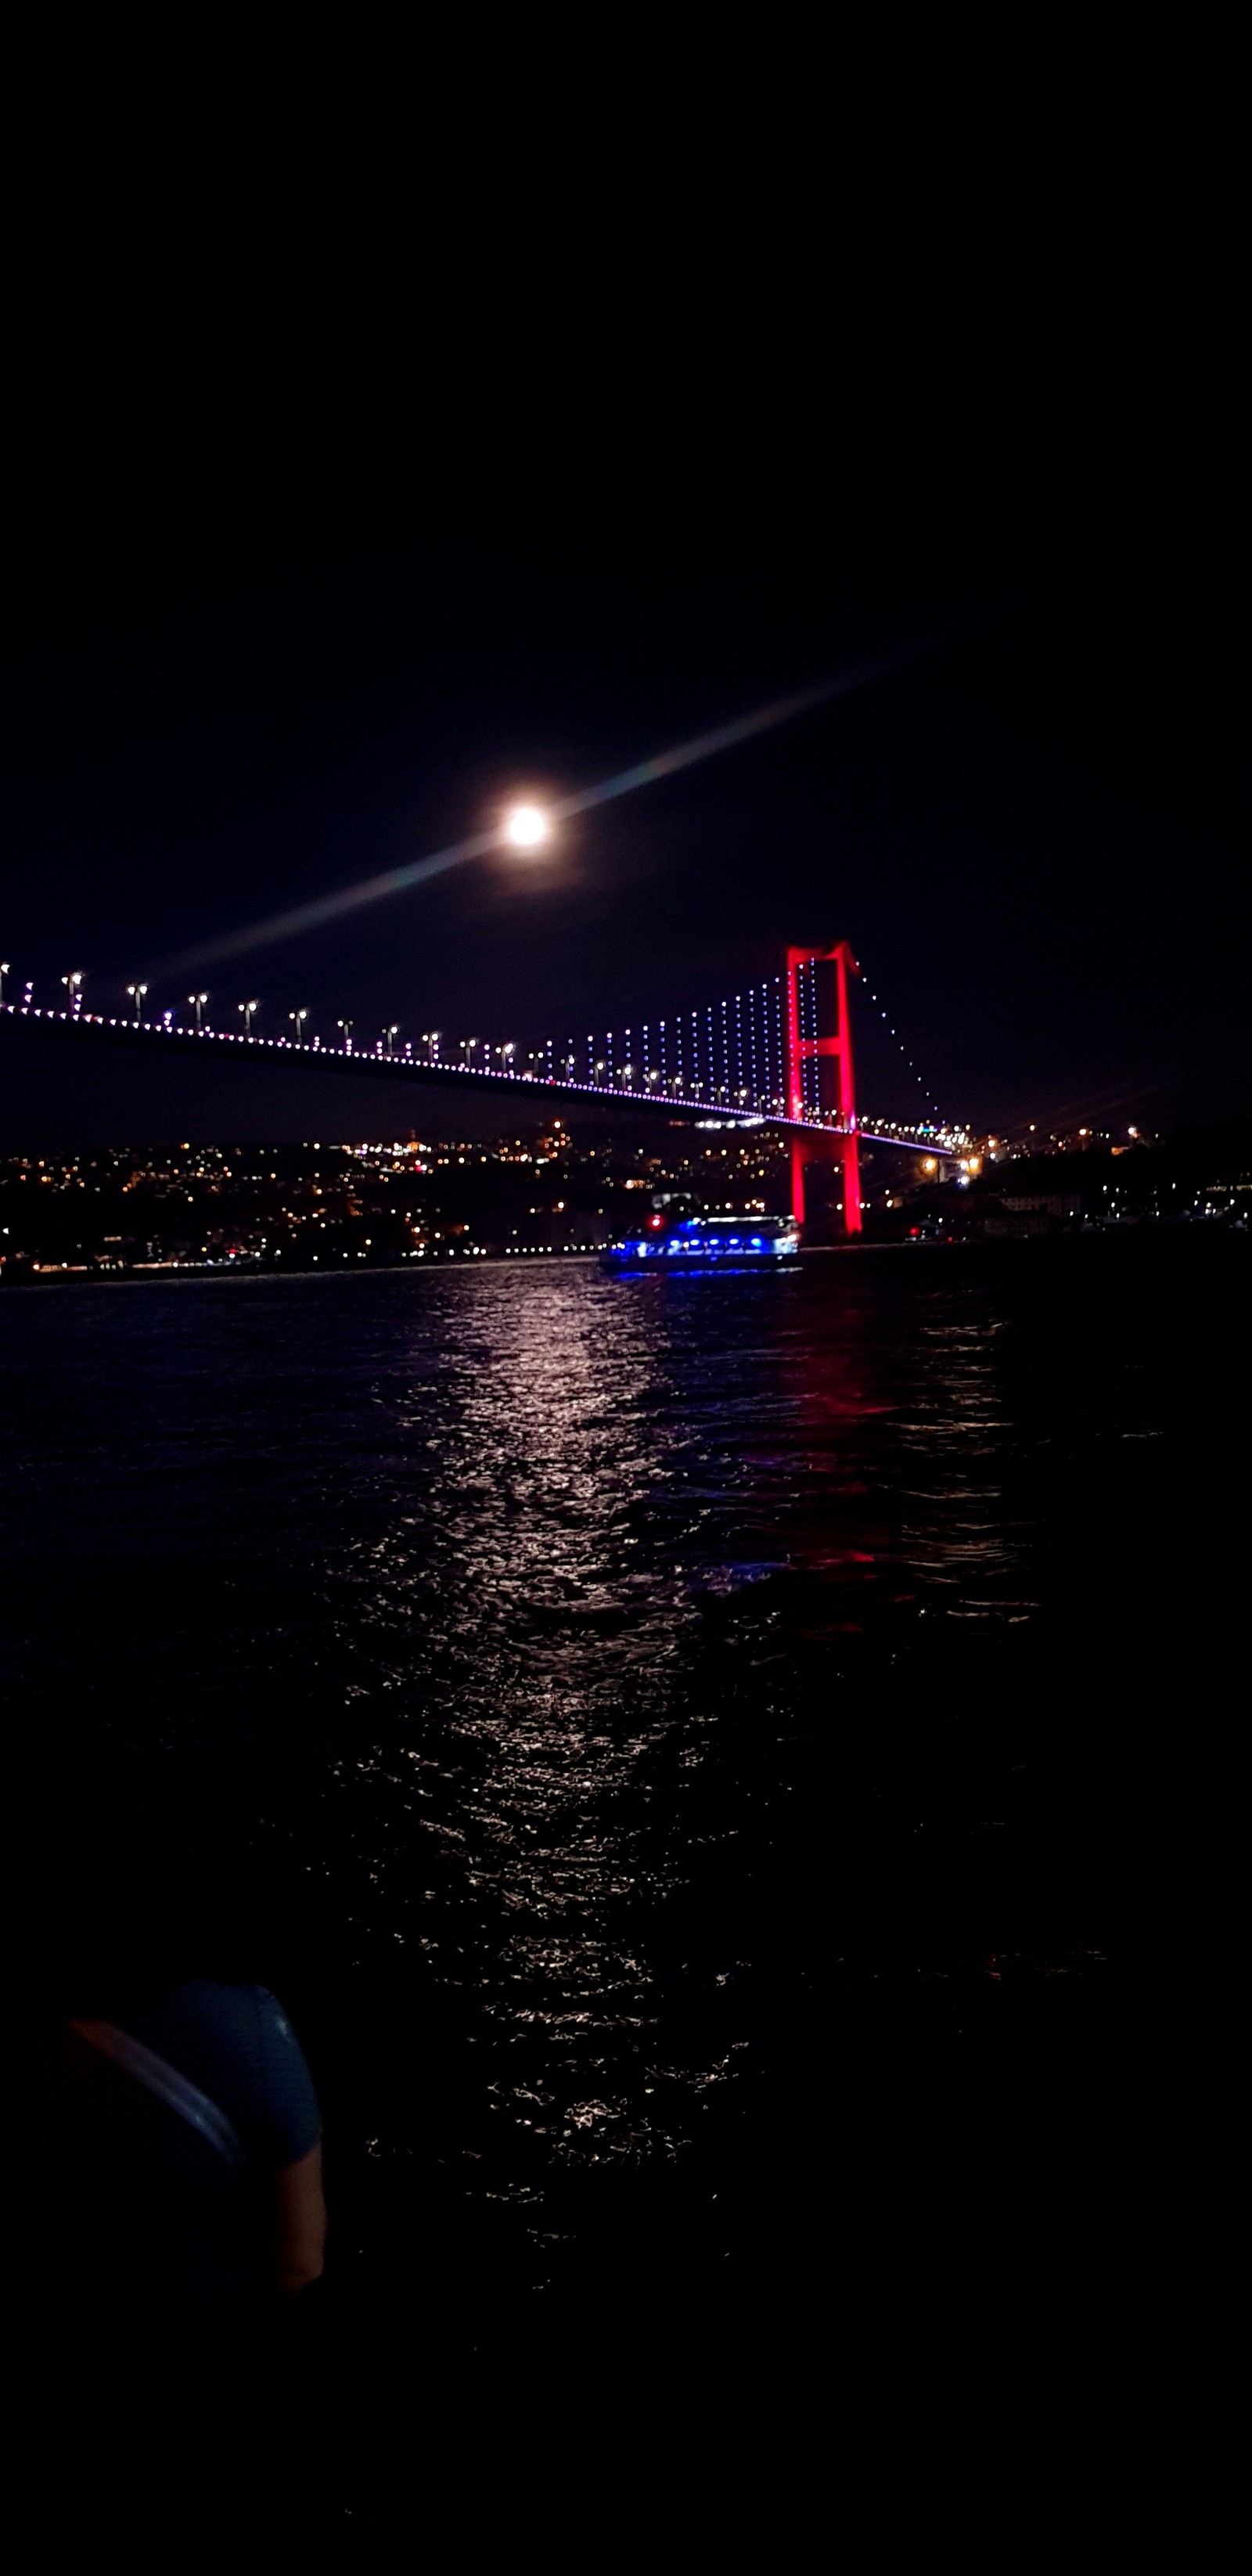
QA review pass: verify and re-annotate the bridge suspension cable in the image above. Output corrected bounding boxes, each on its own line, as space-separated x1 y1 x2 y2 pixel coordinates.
1 955 967 1152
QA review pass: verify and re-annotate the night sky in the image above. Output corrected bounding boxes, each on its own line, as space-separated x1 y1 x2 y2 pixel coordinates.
2 528 1245 1144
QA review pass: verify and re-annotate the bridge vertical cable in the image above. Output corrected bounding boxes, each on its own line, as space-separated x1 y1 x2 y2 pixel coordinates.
812 960 823 1120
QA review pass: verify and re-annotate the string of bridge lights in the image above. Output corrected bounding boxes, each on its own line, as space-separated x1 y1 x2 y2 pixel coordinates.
860 968 945 1124
0 957 968 1150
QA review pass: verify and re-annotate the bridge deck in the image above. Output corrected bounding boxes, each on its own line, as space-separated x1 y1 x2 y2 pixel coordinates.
1 1005 962 1154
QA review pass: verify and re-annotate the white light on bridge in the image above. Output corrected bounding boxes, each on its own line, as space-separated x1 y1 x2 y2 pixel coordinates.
505 805 549 850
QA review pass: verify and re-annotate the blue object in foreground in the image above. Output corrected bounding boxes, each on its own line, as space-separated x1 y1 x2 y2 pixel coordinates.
601 1214 800 1273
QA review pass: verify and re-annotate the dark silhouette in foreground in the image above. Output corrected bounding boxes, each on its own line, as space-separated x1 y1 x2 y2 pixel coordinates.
9 1807 326 2523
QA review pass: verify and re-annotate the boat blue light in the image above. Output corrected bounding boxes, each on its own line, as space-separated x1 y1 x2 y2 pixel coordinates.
603 1215 800 1273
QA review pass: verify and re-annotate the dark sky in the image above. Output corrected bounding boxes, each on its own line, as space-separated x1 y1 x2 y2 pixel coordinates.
1 2 1243 1148
2 523 1245 1144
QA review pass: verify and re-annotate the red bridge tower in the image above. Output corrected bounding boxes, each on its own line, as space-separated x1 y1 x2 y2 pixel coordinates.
784 942 862 1235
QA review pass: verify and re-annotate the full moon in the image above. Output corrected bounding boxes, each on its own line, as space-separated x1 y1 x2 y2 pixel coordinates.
505 805 549 849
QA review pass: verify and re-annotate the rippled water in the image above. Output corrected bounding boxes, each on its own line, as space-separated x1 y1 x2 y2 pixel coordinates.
2 1235 1243 2408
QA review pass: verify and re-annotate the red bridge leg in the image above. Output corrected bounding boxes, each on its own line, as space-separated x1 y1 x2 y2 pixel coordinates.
838 1130 862 1235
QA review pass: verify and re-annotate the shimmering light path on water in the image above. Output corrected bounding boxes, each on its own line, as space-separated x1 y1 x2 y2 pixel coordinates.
2 1238 1243 2397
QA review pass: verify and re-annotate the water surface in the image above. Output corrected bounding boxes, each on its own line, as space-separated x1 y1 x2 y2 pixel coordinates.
2 1236 1239 2375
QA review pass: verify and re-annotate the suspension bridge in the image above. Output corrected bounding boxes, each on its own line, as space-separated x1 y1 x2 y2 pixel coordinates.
1 944 968 1235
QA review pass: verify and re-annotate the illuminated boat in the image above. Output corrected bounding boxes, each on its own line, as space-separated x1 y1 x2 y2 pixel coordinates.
601 1214 800 1272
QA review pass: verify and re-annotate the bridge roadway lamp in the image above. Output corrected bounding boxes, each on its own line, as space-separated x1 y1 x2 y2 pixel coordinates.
189 992 209 1030
127 982 148 1020
238 1000 259 1035
290 1009 309 1041
0 964 9 1005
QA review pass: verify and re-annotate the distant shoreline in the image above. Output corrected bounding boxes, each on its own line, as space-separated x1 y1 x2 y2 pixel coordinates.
5 1227 1246 1294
